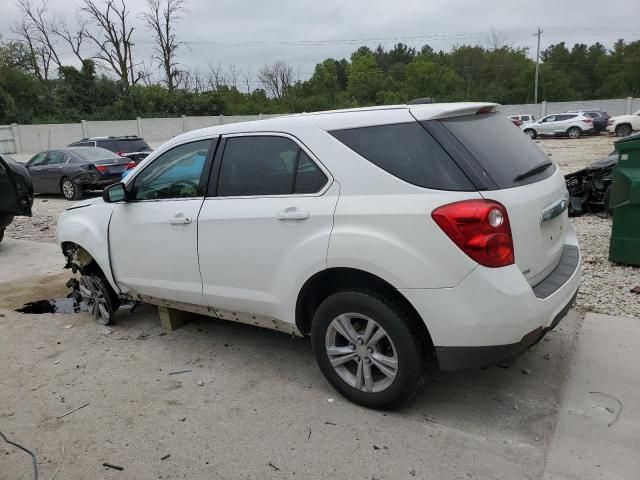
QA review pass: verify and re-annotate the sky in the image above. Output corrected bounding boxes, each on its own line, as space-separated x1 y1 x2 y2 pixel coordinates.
1 0 639 87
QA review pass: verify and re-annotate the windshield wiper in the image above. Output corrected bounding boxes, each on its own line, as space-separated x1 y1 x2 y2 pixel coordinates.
513 161 552 183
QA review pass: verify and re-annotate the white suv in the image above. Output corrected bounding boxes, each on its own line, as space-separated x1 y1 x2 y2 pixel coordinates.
522 112 595 139
57 103 581 409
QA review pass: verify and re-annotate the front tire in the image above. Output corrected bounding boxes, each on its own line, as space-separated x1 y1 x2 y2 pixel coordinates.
524 129 537 139
311 291 426 409
78 274 120 325
61 177 82 201
615 124 632 137
567 127 582 139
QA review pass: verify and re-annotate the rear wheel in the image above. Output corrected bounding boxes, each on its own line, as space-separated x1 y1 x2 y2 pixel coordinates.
615 124 632 137
524 129 537 139
311 291 426 409
61 177 82 201
567 127 582 139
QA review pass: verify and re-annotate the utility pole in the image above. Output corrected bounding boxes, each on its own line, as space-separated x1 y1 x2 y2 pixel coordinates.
534 27 543 104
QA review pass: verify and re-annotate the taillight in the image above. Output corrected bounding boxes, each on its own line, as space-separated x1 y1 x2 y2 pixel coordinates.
95 165 108 173
431 200 514 268
583 119 593 124
126 161 136 170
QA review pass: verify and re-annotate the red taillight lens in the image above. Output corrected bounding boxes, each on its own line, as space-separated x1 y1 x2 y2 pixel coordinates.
126 161 136 170
583 119 593 124
95 165 108 173
431 200 514 268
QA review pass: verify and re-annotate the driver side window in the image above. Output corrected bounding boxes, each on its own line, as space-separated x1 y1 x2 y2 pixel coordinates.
542 115 556 123
133 139 212 201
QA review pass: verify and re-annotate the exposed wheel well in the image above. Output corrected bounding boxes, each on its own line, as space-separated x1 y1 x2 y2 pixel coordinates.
296 267 433 351
61 241 104 277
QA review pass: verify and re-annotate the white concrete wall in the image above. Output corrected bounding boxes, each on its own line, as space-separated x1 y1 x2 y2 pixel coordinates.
2 101 638 156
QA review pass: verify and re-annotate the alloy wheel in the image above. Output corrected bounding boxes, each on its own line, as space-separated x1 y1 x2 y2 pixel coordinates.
325 313 398 393
78 275 113 325
62 179 75 200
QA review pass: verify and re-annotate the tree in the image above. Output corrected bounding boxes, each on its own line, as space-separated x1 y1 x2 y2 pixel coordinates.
259 60 293 99
81 0 141 88
13 0 61 80
52 14 89 65
142 0 185 91
347 51 382 104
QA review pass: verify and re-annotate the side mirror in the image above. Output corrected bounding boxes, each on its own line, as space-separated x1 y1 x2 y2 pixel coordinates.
103 183 127 203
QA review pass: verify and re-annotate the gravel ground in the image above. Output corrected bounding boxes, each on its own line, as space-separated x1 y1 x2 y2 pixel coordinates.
5 134 638 317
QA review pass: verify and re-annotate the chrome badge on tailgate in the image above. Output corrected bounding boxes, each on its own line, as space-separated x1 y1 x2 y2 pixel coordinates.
541 191 570 224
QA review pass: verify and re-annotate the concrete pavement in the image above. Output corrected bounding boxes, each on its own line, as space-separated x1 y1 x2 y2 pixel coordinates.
543 313 640 480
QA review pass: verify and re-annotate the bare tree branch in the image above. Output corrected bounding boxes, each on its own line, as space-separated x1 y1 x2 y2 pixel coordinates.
207 61 226 90
259 60 293 99
81 0 138 88
141 0 185 91
52 14 89 65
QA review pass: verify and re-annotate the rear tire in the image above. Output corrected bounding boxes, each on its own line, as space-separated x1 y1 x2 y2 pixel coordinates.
615 124 632 137
311 290 426 410
61 177 82 201
524 129 537 139
567 127 582 139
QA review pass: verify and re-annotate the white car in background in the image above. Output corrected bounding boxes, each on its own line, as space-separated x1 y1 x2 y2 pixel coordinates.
509 114 536 125
522 112 595 139
607 110 640 137
57 102 580 409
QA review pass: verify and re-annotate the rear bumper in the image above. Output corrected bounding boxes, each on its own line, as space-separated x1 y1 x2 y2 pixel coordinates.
401 224 581 371
434 289 577 370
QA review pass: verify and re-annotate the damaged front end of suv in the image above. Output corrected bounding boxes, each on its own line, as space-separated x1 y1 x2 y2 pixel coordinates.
565 152 617 216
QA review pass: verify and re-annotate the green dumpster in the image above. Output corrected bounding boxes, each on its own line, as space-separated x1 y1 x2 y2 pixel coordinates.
609 132 640 265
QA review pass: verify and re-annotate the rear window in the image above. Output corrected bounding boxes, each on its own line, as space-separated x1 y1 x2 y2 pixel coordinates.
118 139 150 152
435 112 554 188
330 123 474 191
75 147 121 161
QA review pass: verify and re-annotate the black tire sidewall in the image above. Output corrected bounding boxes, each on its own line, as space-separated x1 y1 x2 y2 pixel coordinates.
616 125 631 137
311 291 424 409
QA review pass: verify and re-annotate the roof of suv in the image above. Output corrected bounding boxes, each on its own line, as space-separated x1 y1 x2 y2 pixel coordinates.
168 102 499 147
76 136 145 141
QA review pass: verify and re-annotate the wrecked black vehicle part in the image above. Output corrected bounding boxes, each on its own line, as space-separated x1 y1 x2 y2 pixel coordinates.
62 243 121 325
0 154 34 242
565 152 617 216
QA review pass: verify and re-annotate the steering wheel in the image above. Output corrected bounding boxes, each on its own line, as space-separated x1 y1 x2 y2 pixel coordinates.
169 179 199 196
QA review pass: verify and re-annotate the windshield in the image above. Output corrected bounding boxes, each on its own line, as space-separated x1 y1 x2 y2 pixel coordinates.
75 147 122 161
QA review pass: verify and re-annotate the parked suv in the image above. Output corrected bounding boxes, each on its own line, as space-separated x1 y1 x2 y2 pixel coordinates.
69 136 152 163
522 112 594 139
569 110 610 133
607 110 640 137
57 103 581 409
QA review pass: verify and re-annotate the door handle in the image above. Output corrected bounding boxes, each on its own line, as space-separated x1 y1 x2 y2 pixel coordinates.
276 208 309 221
169 214 192 225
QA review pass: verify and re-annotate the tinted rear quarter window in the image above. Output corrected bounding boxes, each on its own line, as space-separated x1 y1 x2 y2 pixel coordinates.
118 139 150 152
330 123 474 191
436 112 554 188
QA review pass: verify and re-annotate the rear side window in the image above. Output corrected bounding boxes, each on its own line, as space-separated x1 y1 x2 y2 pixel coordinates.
118 139 150 152
330 123 473 191
436 112 554 188
97 140 119 152
217 136 327 196
557 114 577 121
